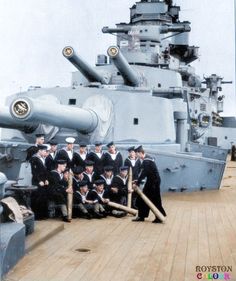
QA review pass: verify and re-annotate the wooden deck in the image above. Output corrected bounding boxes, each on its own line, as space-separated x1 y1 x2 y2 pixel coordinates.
5 159 236 281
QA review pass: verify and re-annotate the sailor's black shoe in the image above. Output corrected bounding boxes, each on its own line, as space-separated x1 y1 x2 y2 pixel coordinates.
152 217 162 224
132 217 144 222
62 216 71 223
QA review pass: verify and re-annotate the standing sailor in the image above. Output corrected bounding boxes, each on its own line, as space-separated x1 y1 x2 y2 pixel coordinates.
132 146 166 223
124 146 141 180
26 133 45 161
72 142 88 168
56 137 75 169
103 142 123 175
30 144 50 219
45 140 58 171
87 141 105 175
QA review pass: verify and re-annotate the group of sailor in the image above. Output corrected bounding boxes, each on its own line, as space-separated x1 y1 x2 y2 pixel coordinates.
27 134 145 222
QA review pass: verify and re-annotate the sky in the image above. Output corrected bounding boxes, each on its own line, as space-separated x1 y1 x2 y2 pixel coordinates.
0 0 235 116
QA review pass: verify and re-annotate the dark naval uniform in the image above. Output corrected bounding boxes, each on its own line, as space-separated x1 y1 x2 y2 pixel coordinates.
49 170 67 205
136 155 166 218
103 152 123 175
30 155 50 219
30 155 49 187
45 152 57 171
87 151 105 175
83 172 98 190
124 157 141 180
87 189 108 204
72 152 88 168
56 148 74 169
73 186 97 218
72 176 85 191
26 145 39 161
99 174 113 192
109 175 128 205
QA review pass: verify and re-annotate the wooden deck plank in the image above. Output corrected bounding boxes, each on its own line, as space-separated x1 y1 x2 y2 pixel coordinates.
169 208 191 281
128 204 176 281
131 206 177 281
205 206 222 266
48 218 124 281
154 207 184 281
217 206 236 277
184 208 199 281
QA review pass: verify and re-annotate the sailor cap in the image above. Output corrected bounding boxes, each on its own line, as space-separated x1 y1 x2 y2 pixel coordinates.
78 180 88 188
35 133 45 138
37 145 48 150
72 166 84 174
65 137 76 144
120 166 129 171
94 179 105 185
106 141 114 147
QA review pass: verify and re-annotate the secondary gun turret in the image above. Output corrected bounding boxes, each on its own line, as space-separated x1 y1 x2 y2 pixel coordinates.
107 46 140 87
10 97 98 134
63 46 109 85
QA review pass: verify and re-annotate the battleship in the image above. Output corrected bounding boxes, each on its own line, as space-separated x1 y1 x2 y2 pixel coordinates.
0 0 236 279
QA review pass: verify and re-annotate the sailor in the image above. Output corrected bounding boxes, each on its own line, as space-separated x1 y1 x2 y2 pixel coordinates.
30 144 50 219
45 140 58 171
87 141 105 175
109 166 128 206
56 137 76 169
73 181 93 219
231 145 236 161
99 165 114 192
132 146 166 223
83 160 98 190
124 146 141 180
72 166 85 191
87 179 109 217
30 144 49 186
49 159 72 222
26 133 45 161
103 141 123 175
72 142 88 168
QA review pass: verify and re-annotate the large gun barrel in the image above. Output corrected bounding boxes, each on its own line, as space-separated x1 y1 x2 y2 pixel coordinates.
102 26 131 34
0 105 37 131
63 46 108 85
10 97 98 133
107 46 140 87
160 24 191 34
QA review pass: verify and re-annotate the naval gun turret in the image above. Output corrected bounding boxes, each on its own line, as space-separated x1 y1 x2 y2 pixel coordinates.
62 47 109 85
0 0 233 192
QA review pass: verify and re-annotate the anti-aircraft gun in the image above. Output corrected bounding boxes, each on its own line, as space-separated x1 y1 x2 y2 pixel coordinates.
0 0 232 193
